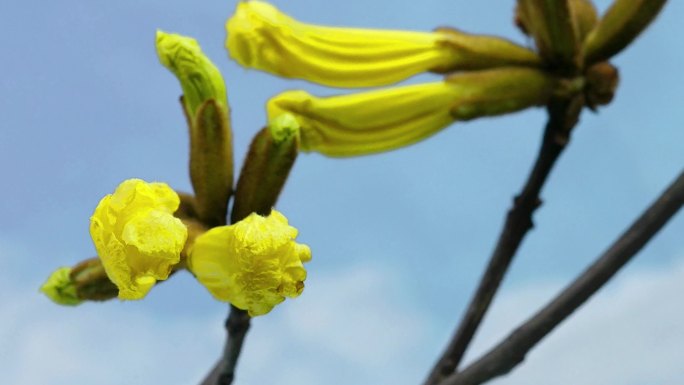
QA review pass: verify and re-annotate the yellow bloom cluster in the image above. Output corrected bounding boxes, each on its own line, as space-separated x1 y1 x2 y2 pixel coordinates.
63 179 310 316
226 1 553 157
188 210 311 316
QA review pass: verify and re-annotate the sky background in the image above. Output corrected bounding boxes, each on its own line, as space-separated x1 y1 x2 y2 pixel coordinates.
1 0 683 384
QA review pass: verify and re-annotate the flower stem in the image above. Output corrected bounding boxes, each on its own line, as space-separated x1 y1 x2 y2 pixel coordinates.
440 169 684 385
200 306 251 385
423 96 583 385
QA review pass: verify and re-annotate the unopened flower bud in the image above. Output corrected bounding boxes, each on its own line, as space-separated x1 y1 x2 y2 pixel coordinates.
40 267 82 306
516 0 579 68
157 31 234 226
156 30 227 117
584 62 619 109
583 0 667 65
230 126 298 224
569 0 599 44
226 1 540 88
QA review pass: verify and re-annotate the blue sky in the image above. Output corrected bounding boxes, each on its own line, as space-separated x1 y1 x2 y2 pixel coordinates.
1 1 682 384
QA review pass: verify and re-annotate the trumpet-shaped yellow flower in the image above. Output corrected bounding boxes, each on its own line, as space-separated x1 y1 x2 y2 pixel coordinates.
156 30 227 117
226 1 540 88
267 82 460 156
188 210 311 316
267 68 556 157
40 267 82 306
90 179 187 300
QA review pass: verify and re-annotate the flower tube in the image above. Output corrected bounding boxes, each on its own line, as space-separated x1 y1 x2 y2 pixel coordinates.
226 1 540 88
267 82 460 156
266 67 557 157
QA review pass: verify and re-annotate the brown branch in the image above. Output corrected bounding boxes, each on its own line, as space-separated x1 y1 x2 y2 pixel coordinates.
200 306 251 385
440 169 684 385
423 97 583 385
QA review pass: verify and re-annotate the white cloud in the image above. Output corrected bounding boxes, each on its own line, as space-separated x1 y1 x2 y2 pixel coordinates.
0 237 222 385
3 243 684 385
285 266 427 366
235 265 432 385
0 288 222 385
0 260 429 385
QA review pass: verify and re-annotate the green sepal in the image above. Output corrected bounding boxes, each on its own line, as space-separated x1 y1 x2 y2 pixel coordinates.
70 258 118 302
231 127 298 224
569 0 599 45
447 67 558 121
582 0 667 65
190 99 234 227
433 27 543 71
517 0 579 70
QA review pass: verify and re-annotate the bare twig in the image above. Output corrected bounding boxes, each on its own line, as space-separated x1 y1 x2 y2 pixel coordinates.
200 306 251 385
423 97 583 385
440 169 684 385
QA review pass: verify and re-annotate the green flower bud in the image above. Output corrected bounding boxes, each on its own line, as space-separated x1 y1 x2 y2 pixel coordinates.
583 0 667 65
40 267 82 306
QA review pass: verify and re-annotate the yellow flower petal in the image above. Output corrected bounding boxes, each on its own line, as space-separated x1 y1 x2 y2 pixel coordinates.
226 2 540 88
40 267 82 306
188 209 311 316
90 179 188 300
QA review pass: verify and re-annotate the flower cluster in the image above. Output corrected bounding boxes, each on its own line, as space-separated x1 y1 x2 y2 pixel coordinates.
41 31 311 317
227 1 558 157
42 0 665 318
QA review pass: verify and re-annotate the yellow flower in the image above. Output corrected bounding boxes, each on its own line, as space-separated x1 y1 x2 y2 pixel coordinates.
188 210 311 316
267 68 556 157
226 1 540 88
156 30 227 117
40 267 82 306
267 82 459 156
90 179 188 300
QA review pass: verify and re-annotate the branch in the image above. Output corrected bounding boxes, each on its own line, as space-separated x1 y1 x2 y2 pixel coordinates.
423 97 583 385
440 169 684 385
200 306 251 385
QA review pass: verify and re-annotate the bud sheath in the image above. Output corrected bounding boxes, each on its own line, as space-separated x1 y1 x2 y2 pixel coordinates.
583 0 667 64
231 127 298 223
517 0 579 68
157 31 234 226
